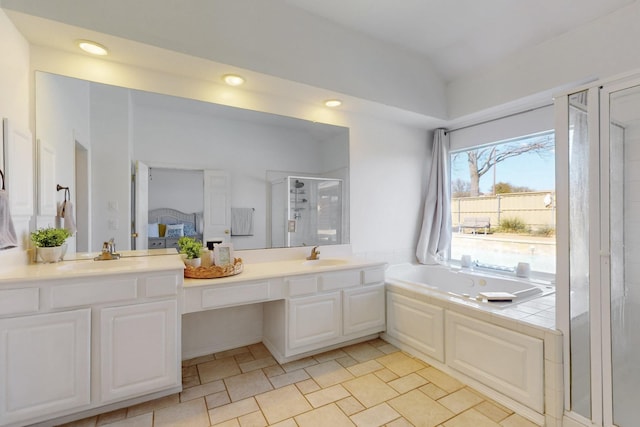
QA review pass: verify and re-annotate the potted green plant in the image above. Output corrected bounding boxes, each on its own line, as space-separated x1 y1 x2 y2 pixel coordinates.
177 236 203 267
30 227 71 263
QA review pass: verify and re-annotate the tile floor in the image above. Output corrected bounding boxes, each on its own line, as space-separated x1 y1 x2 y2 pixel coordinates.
58 339 539 427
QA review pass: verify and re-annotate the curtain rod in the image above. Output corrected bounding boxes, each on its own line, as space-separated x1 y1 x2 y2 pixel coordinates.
445 103 553 135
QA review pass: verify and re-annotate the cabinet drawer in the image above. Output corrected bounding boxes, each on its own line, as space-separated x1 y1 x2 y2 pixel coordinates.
144 274 179 297
51 278 138 308
362 267 385 285
319 270 361 291
201 281 270 309
288 275 317 296
0 288 39 316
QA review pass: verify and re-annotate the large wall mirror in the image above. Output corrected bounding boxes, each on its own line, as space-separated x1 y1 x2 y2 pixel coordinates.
35 71 349 252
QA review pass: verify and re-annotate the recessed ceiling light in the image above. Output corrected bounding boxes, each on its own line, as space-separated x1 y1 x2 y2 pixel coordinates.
77 39 108 56
222 74 245 86
324 99 342 108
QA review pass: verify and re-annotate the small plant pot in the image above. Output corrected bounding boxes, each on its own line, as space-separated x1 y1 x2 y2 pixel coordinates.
37 246 63 263
184 257 201 268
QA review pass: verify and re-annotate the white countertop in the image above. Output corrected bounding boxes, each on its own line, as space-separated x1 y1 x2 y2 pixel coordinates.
183 257 387 287
0 250 185 284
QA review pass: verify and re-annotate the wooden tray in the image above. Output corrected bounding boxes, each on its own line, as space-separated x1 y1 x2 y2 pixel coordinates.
184 258 243 279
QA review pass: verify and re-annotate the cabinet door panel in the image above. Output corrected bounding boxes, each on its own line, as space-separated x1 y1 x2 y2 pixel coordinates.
343 285 385 335
386 292 444 362
0 309 90 426
100 300 179 403
288 293 340 349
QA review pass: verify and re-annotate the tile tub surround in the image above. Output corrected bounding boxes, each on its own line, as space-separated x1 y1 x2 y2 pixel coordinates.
56 339 539 427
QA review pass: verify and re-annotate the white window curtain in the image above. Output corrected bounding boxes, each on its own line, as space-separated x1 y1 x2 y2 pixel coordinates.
416 129 451 264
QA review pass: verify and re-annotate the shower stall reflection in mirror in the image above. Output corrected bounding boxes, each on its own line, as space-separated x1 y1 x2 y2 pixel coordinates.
270 176 344 248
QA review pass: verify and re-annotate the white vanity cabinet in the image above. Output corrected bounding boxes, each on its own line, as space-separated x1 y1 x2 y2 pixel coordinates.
98 299 179 403
0 309 91 426
0 260 183 427
263 265 386 363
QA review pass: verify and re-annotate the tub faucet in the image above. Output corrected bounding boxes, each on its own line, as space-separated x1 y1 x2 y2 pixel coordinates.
306 246 320 260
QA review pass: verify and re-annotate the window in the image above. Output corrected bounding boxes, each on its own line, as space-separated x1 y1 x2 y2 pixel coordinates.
450 131 555 275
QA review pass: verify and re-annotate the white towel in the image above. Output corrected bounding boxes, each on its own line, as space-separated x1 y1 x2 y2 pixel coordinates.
231 208 254 236
0 190 18 249
58 200 77 235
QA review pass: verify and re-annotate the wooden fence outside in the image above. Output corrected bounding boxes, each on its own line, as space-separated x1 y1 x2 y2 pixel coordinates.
451 191 556 231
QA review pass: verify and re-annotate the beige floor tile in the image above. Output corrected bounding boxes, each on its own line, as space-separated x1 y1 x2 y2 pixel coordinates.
57 417 98 427
419 383 448 400
183 354 215 367
212 419 240 427
366 338 388 347
388 389 454 427
263 365 285 377
268 419 298 427
305 384 351 408
182 375 201 389
269 367 310 388
238 356 278 373
388 372 428 394
374 368 400 383
443 409 500 427
104 413 152 427
296 378 322 394
343 373 400 408
474 401 511 422
294 403 355 427
209 398 260 425
281 357 318 373
215 347 250 359
417 367 464 393
183 365 198 378
343 342 385 362
350 402 400 427
336 355 359 368
248 342 272 359
153 398 210 427
198 357 242 383
377 344 401 355
313 348 349 363
181 379 226 402
385 417 414 427
347 359 384 377
376 352 425 377
126 393 180 418
238 410 267 427
255 384 313 424
234 352 256 364
337 396 366 416
224 369 274 401
305 360 355 388
499 414 539 427
205 390 231 409
96 408 127 425
438 388 484 414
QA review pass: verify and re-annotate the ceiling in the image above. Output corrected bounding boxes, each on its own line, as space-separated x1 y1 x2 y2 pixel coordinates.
281 0 635 81
1 0 636 123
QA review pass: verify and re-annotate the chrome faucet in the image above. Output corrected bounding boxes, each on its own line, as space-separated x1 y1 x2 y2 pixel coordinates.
94 238 121 260
306 246 320 260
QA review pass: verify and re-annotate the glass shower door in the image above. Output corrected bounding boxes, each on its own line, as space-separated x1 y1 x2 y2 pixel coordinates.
604 81 640 427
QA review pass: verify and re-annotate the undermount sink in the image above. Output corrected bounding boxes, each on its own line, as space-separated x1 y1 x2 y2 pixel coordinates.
302 258 349 267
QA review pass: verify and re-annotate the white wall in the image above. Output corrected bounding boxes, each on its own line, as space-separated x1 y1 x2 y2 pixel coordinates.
0 9 30 259
34 72 90 253
448 1 640 120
